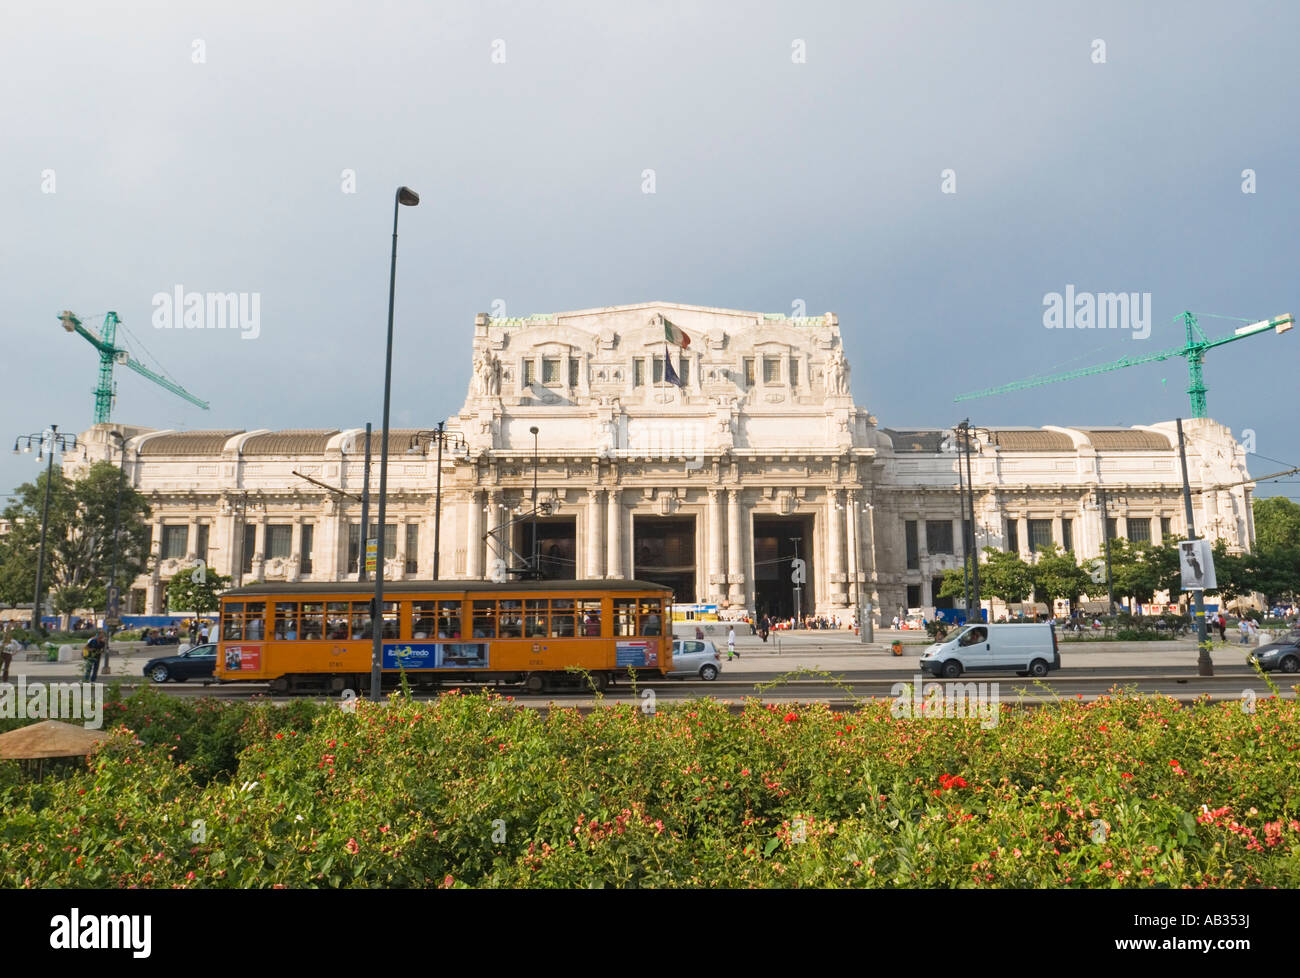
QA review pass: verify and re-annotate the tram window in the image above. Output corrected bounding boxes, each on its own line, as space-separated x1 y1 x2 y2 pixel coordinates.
244 603 266 641
274 602 299 640
498 599 523 638
377 602 399 639
549 598 575 638
472 600 496 638
638 599 663 635
300 603 324 640
437 600 461 639
526 599 548 638
326 603 350 640
350 601 373 640
578 599 602 637
412 601 437 639
614 598 638 637
222 603 244 642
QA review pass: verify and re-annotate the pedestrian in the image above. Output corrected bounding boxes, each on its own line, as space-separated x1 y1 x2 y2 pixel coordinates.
84 630 107 683
892 615 900 630
694 625 704 640
199 622 209 644
727 625 737 660
1 630 19 683
1238 617 1250 645
1216 614 1227 641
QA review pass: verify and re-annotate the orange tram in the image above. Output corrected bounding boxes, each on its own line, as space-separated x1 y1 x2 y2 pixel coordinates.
215 579 674 694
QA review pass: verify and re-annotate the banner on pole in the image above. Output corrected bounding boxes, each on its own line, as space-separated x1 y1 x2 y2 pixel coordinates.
1179 539 1217 591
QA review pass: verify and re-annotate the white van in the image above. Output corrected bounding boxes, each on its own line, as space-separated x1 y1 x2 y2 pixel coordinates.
919 623 1060 678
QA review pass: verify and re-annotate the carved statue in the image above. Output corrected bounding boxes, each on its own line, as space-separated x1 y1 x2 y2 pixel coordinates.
474 352 500 397
826 347 849 396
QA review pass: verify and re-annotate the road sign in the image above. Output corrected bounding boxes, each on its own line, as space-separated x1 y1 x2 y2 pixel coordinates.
365 539 378 573
106 585 120 619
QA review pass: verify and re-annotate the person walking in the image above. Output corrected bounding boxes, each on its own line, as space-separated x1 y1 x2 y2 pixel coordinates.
727 625 738 660
1216 613 1227 641
83 630 107 682
1238 617 1250 645
1 630 19 683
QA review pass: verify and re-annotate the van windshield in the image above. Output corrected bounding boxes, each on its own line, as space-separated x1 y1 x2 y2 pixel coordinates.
957 626 988 647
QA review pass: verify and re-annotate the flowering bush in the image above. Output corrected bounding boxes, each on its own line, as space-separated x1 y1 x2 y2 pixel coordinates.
1 688 1297 887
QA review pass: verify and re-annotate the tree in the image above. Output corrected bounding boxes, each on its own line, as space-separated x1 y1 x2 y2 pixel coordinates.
1102 539 1180 608
979 548 1034 604
1251 544 1300 606
166 563 232 617
1207 539 1253 606
0 462 152 620
1031 543 1092 613
1253 496 1300 550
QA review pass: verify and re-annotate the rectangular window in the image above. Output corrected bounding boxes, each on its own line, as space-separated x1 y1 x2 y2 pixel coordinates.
242 524 256 574
472 600 496 638
405 523 419 575
925 520 954 555
638 598 664 635
763 357 780 384
1061 518 1073 554
789 356 799 389
299 524 313 575
195 524 210 565
549 597 576 637
1161 516 1172 542
266 524 292 560
366 522 397 559
1028 519 1053 554
348 522 361 574
349 600 372 640
274 602 299 640
743 358 755 388
1006 520 1019 554
906 584 922 607
497 599 523 638
326 602 350 640
1126 517 1151 544
633 358 644 387
300 601 324 640
652 355 664 384
614 597 638 637
244 602 266 641
1106 517 1118 541
525 599 549 638
162 524 188 560
522 360 535 386
578 598 601 637
542 358 560 384
414 600 461 639
905 520 919 570
569 357 579 387
222 602 244 641
678 356 689 386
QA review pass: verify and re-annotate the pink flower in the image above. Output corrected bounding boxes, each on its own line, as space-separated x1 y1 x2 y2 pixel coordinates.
345 838 360 855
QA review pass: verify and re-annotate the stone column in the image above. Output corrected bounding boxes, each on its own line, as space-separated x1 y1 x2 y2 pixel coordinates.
485 490 501 573
290 516 304 582
708 489 724 603
726 488 744 604
826 489 845 605
1052 515 1064 548
586 489 604 578
466 490 483 579
607 489 623 578
1017 516 1030 559
845 489 859 612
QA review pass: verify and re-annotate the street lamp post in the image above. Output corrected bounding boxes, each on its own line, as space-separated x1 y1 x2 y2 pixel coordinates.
408 423 467 580
106 431 129 634
371 185 420 702
12 425 79 634
529 426 539 576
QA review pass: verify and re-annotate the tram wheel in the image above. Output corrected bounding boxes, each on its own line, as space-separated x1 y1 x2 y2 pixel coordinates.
524 673 546 695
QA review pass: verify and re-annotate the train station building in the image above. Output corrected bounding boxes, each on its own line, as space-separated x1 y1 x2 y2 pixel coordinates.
68 302 1257 623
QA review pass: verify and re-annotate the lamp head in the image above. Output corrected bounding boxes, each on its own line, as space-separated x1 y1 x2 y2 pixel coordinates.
397 186 420 206
530 426 539 435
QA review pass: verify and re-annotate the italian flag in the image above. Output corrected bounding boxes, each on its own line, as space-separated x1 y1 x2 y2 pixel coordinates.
662 317 691 348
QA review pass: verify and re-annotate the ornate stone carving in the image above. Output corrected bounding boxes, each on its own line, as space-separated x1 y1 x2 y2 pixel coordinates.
474 350 501 397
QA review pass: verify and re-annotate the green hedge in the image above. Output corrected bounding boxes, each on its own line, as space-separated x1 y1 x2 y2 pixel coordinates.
0 686 1297 888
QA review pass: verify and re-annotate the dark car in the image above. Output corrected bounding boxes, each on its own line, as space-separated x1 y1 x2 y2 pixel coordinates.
143 643 217 683
1250 633 1300 674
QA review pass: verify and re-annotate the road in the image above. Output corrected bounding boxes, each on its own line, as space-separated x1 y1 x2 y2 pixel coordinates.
15 629 1292 708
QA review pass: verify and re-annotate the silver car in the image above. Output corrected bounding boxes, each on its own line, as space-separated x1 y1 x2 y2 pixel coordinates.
671 639 722 680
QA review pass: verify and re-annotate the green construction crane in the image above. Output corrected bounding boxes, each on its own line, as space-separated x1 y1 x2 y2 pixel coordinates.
59 310 210 424
955 311 1294 417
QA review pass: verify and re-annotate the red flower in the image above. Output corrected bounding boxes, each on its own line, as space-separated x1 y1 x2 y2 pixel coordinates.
275 733 284 740
345 838 360 854
740 769 750 776
1121 772 1133 780
783 712 798 723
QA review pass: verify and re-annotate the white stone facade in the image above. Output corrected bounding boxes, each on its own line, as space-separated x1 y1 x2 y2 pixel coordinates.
64 303 1255 622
